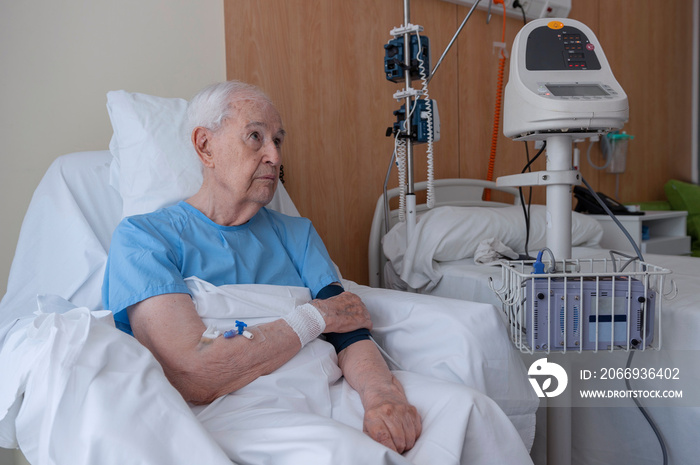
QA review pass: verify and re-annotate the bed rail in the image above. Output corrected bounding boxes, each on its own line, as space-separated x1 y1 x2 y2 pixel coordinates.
368 178 519 288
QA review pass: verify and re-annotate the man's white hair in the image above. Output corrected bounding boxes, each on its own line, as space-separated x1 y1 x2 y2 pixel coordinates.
186 81 272 136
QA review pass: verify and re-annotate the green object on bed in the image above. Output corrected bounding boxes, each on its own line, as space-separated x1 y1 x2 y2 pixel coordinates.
664 179 700 257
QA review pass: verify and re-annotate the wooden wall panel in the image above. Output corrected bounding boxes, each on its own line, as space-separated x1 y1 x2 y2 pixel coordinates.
224 0 694 284
594 0 693 201
224 0 460 283
457 7 533 179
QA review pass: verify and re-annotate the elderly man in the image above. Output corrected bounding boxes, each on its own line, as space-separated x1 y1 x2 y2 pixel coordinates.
103 81 532 465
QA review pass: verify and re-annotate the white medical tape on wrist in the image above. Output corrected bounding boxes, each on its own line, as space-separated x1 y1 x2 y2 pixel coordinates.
283 303 326 347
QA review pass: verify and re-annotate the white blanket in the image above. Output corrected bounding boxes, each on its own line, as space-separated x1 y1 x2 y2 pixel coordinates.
0 281 535 465
0 295 232 465
187 278 533 465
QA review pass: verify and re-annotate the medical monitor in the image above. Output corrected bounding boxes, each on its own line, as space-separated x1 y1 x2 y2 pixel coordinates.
503 19 628 140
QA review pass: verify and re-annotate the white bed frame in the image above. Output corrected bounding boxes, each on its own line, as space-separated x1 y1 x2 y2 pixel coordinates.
368 178 520 288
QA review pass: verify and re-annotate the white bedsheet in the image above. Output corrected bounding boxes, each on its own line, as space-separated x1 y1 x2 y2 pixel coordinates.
0 282 536 465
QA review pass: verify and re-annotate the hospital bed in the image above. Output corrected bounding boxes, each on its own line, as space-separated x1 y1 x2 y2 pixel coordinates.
0 91 539 465
369 179 700 465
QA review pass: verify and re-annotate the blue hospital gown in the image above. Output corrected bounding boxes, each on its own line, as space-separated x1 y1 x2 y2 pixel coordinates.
102 201 339 335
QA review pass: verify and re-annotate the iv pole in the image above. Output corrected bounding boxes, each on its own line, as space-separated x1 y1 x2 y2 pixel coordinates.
401 0 418 243
395 0 483 245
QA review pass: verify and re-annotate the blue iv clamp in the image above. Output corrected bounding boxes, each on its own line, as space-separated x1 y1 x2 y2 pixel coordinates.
224 321 252 339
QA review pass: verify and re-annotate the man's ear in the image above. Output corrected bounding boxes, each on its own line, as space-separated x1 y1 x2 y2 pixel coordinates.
192 127 215 168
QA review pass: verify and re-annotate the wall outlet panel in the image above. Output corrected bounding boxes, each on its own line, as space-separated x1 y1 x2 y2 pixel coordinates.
441 0 571 21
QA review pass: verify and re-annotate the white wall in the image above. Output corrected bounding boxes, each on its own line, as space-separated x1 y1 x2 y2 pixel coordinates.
0 0 226 302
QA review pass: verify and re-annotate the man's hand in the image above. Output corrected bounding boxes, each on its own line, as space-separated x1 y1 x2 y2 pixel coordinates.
362 377 422 454
316 293 422 453
337 339 423 454
310 291 372 333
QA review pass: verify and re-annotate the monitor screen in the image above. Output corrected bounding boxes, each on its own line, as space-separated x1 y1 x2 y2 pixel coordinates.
546 84 609 96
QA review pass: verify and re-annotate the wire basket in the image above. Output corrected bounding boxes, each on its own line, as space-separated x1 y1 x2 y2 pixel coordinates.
489 255 673 354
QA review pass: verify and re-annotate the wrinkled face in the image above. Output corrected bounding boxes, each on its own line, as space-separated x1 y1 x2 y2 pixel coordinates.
205 96 285 207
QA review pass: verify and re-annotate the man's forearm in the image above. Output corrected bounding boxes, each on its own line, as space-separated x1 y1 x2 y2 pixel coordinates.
337 339 422 453
129 294 303 404
129 291 373 405
337 339 398 402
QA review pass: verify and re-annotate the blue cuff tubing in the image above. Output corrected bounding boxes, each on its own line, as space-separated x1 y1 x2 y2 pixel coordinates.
315 283 372 353
315 283 345 300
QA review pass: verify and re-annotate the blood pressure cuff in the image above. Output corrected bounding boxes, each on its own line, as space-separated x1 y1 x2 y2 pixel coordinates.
316 283 371 353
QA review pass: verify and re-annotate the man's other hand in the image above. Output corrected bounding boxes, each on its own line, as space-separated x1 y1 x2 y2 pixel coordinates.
310 291 372 334
362 377 422 454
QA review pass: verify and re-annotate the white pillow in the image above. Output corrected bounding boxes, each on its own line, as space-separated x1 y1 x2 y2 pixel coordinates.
106 90 299 218
521 205 604 251
107 90 203 218
383 205 603 290
384 205 603 259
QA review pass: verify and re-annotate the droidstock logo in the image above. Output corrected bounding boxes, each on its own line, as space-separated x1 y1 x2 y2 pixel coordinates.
528 358 568 398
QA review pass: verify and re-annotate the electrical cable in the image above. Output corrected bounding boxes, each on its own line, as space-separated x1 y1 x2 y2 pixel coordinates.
580 175 644 262
521 141 546 174
512 0 527 24
518 141 536 258
625 351 669 465
609 249 640 273
579 175 668 465
518 141 545 258
484 0 507 201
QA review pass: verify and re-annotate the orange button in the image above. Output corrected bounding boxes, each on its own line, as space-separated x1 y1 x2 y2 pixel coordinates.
548 21 564 30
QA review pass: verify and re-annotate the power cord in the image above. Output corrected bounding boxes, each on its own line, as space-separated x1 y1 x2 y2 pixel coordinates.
626 351 669 465
518 141 546 259
579 176 644 262
512 0 528 24
579 176 668 465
